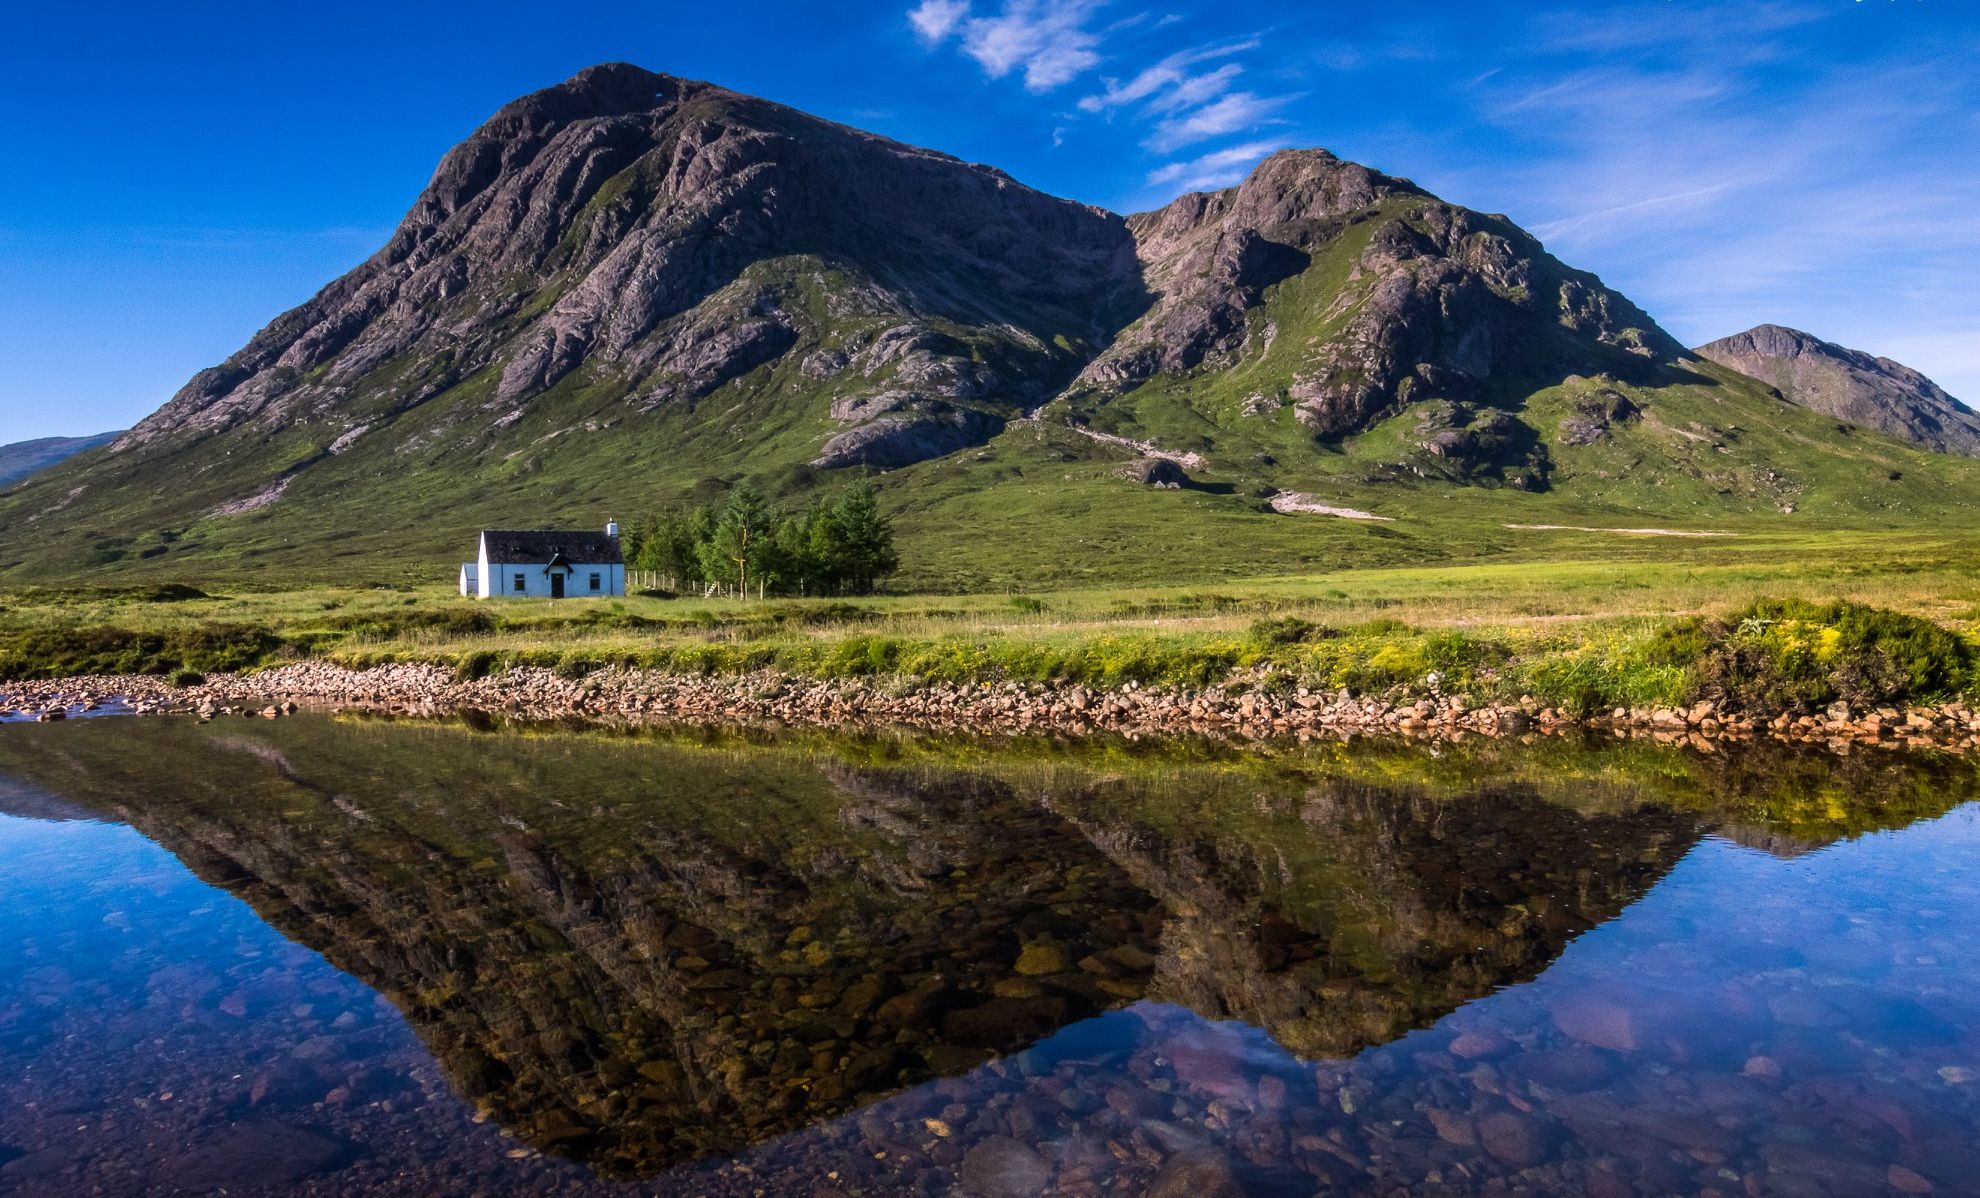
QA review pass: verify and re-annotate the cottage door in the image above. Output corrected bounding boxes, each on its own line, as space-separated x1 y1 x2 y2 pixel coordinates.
550 573 565 599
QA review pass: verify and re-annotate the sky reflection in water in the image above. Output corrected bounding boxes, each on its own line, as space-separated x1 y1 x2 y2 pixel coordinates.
0 715 1976 1196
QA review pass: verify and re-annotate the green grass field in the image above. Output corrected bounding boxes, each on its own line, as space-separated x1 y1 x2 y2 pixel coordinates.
6 523 1978 716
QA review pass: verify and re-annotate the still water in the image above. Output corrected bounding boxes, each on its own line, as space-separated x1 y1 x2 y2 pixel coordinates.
1 713 1977 1196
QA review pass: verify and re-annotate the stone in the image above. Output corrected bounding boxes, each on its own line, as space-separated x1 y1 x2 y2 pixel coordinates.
958 1137 1050 1198
1550 991 1640 1051
1105 1084 1169 1120
1119 458 1190 488
1513 1045 1615 1091
942 996 1069 1047
1146 1149 1251 1198
162 1120 354 1191
1449 1030 1512 1060
1012 942 1071 976
1165 1026 1256 1103
1477 1109 1551 1168
1426 1107 1477 1146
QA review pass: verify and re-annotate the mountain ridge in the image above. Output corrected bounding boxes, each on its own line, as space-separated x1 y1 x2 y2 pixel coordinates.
3 63 1977 585
1693 323 1980 457
0 431 122 487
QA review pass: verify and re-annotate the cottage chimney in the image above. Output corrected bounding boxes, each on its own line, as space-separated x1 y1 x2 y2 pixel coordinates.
606 519 620 539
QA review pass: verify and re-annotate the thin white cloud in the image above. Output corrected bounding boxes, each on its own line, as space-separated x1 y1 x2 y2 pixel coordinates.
1536 1 1828 56
1528 181 1742 244
953 0 1105 92
908 0 970 43
1146 139 1287 191
1454 19 1980 399
1145 90 1291 152
905 2 1299 191
1076 41 1255 114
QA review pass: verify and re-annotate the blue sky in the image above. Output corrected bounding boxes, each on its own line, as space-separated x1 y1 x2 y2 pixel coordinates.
2 0 1974 443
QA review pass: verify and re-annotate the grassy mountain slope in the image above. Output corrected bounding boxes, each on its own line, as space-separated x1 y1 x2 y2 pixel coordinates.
2 66 1977 588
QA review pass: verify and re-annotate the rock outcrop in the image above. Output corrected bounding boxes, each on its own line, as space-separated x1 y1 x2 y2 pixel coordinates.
1694 324 1980 456
1077 150 1679 448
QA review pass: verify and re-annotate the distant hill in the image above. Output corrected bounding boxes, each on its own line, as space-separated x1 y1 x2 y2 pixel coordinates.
1694 324 1980 457
0 431 120 487
2 64 1977 586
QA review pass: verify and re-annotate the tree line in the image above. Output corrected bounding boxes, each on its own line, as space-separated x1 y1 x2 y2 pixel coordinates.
621 480 899 597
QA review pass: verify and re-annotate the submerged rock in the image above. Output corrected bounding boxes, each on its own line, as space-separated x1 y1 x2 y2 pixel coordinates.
958 1136 1050 1197
163 1120 355 1190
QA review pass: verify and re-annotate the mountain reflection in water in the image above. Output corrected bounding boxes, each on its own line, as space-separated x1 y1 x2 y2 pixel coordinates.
1 714 1977 1196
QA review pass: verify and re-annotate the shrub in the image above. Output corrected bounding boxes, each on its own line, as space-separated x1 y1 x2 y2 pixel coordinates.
779 602 881 628
1692 599 1975 711
454 650 501 682
1249 616 1335 647
553 652 604 680
114 583 212 603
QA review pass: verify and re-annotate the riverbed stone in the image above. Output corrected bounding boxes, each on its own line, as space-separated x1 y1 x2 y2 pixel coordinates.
958 1137 1050 1197
1012 943 1071 976
1146 1149 1251 1198
162 1120 354 1190
1550 991 1640 1051
1477 1109 1552 1167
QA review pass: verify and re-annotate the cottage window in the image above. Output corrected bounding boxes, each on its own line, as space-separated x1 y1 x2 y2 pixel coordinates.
589 573 602 592
513 573 526 593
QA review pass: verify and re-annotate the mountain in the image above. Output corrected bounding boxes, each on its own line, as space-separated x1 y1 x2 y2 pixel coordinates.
1066 147 1677 489
1694 324 1980 457
0 430 120 486
2 64 1976 585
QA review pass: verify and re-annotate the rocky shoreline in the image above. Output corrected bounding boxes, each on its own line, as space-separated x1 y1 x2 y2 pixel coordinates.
5 661 1980 754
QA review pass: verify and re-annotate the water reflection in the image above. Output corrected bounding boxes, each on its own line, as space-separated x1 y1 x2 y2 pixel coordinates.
0 715 1975 1195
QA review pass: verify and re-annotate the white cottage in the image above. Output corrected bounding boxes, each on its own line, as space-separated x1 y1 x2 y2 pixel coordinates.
462 524 626 599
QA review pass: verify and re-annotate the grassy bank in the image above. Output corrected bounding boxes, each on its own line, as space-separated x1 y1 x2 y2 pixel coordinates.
5 542 1979 716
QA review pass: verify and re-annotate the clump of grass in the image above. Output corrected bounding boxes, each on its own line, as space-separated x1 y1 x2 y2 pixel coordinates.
324 608 496 638
1516 628 1691 715
1249 616 1337 647
0 622 288 679
454 650 501 682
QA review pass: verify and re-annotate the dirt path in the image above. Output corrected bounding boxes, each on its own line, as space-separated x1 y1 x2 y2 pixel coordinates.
1270 493 1394 520
1504 523 1734 538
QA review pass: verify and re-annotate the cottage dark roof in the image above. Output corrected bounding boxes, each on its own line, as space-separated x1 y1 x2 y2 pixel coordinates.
480 530 622 565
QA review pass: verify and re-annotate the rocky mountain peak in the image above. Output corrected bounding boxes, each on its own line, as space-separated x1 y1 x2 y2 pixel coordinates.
119 63 1134 469
1694 325 1980 456
1079 144 1677 456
